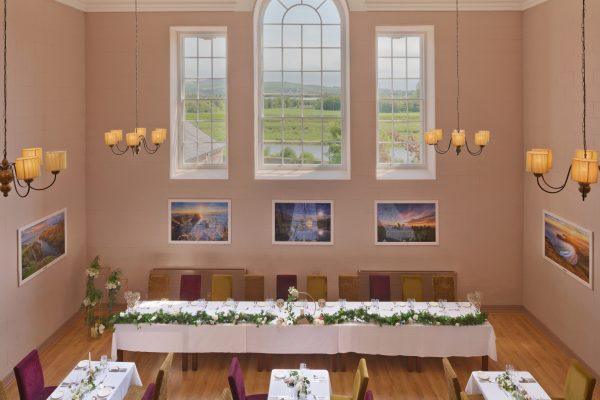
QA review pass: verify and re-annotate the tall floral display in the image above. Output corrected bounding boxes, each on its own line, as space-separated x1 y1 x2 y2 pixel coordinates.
82 256 102 333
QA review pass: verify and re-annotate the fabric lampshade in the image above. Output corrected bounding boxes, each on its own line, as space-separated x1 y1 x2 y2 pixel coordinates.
15 156 41 181
21 147 43 166
526 149 553 174
571 157 599 184
45 151 67 172
451 130 466 147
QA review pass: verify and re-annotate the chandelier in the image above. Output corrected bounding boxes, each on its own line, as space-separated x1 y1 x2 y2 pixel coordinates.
0 0 66 198
104 0 167 156
526 0 598 201
423 0 490 156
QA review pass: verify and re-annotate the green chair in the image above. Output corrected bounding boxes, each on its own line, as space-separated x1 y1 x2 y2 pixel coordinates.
331 358 369 400
307 275 328 300
552 359 596 400
442 358 483 400
401 276 424 301
212 274 233 301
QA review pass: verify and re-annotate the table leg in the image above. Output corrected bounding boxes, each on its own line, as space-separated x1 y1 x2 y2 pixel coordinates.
482 356 489 371
407 356 415 372
416 357 422 373
330 354 338 373
182 353 188 371
116 350 124 362
192 354 199 371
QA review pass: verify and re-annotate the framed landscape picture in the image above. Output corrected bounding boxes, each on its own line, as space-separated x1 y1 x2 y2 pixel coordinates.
18 208 67 286
169 200 231 244
375 201 438 245
543 210 593 289
273 201 333 245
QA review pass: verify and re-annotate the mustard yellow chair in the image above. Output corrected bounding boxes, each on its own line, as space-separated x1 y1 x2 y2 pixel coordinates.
220 388 233 400
401 275 424 301
125 352 173 400
331 358 369 400
244 275 264 301
148 273 170 300
433 275 456 302
307 275 328 300
0 381 7 400
212 274 233 301
442 358 483 400
338 275 359 301
551 359 596 400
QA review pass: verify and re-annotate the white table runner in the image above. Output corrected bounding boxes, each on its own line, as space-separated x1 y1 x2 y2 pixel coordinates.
268 369 330 400
465 371 551 400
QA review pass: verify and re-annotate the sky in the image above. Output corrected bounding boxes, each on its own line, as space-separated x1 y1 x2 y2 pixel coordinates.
377 203 436 226
171 201 229 215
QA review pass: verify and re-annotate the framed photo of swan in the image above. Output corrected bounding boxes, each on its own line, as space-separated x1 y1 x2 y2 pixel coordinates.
273 201 333 245
543 210 593 289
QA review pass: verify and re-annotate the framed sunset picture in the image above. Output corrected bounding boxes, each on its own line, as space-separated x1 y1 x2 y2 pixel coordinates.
375 201 438 245
543 210 593 289
169 200 231 244
273 201 333 245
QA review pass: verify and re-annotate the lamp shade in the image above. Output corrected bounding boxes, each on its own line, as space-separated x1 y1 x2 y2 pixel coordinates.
571 157 599 184
151 129 167 145
475 130 491 146
424 131 438 145
451 130 466 147
126 132 141 147
112 130 124 142
104 131 118 146
135 127 146 138
45 151 67 172
15 157 41 181
526 149 553 173
575 149 598 160
434 129 443 141
21 148 43 166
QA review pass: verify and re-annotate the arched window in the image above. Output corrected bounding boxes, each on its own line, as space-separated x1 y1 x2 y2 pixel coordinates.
255 0 349 179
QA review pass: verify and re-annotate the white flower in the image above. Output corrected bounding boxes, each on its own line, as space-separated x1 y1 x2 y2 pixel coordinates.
395 322 400 326
86 268 99 278
119 312 126 317
234 314 240 320
98 324 105 335
412 315 419 321
137 315 142 320
212 315 218 321
435 321 441 326
82 298 90 307
286 319 293 326
455 323 460 327
150 315 157 322
288 287 299 298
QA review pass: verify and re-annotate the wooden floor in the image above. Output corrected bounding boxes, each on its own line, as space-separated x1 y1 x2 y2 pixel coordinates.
3 311 599 400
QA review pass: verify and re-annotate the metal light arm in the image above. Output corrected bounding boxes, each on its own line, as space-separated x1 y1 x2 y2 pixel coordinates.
141 138 161 155
534 165 572 194
109 141 130 156
464 138 485 156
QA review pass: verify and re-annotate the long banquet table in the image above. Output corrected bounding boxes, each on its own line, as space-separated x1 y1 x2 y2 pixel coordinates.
112 301 497 369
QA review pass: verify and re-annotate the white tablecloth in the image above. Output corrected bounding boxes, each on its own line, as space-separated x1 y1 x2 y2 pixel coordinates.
48 361 142 400
465 371 551 400
268 369 331 400
112 301 497 361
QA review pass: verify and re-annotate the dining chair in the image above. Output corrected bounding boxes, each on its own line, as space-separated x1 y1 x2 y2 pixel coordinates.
228 357 268 400
401 275 424 301
331 358 369 400
276 275 297 300
244 275 265 301
148 273 170 300
432 275 456 301
338 275 359 301
179 274 202 301
212 274 233 301
552 359 596 400
124 353 173 400
13 349 57 400
0 381 8 400
364 390 374 400
141 383 156 400
307 275 328 300
369 275 391 302
460 393 470 400
442 358 483 400
221 388 233 400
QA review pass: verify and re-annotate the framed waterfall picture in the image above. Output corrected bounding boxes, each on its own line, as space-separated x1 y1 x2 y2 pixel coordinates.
18 208 67 286
169 200 231 244
273 201 333 245
375 201 439 245
543 210 593 289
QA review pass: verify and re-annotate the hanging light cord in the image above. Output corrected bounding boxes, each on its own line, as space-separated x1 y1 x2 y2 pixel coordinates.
581 0 587 156
135 0 139 129
3 0 7 160
455 0 460 130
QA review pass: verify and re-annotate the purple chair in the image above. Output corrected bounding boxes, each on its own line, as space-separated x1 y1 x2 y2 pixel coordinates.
369 275 391 301
276 274 297 300
141 383 156 400
365 390 374 400
14 350 56 400
228 357 268 400
180 274 202 301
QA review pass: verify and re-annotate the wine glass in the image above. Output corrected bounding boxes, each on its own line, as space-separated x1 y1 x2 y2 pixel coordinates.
408 298 415 310
338 299 346 310
371 299 379 311
505 363 514 377
266 298 274 309
318 298 326 311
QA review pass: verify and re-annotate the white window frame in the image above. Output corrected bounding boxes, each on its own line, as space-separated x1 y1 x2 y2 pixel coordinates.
253 0 351 180
170 26 229 180
376 26 436 180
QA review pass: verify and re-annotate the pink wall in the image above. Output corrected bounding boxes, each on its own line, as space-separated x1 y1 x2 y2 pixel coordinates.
523 0 600 374
85 9 523 305
0 0 86 379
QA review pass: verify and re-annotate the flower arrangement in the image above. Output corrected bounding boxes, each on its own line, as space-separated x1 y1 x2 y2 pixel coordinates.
70 364 100 399
496 372 531 400
284 371 310 399
82 256 103 329
111 309 278 327
105 270 122 319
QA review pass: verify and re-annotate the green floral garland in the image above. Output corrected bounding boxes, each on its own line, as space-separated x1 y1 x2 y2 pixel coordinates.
322 307 488 326
496 372 530 400
111 309 278 327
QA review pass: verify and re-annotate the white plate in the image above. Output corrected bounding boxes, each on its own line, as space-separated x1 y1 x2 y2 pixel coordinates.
77 361 90 368
273 370 286 379
397 302 407 307
477 372 491 381
50 390 64 399
428 302 439 307
97 388 113 398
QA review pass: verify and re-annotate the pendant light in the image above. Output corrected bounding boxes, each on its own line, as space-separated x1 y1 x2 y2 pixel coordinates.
424 0 491 156
526 0 598 201
0 0 67 198
104 0 167 156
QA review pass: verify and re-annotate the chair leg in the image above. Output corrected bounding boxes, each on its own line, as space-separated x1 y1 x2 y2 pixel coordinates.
181 353 188 371
482 356 489 371
192 354 199 371
416 357 422 372
117 350 124 362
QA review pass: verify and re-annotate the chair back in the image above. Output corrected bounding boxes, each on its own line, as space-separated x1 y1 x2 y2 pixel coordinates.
244 275 264 301
459 392 470 400
307 275 327 300
141 383 156 400
212 274 233 301
180 275 202 301
339 275 359 301
228 357 246 400
0 381 8 400
14 350 45 400
564 359 596 400
221 387 234 400
401 276 424 301
433 275 456 301
352 358 369 400
442 358 462 400
364 390 374 400
276 275 297 300
369 275 391 301
154 352 174 400
148 273 170 300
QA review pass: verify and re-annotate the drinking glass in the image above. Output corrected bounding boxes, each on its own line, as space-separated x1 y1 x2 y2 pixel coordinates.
339 299 347 310
100 355 108 371
439 299 447 313
301 299 308 310
408 298 415 310
266 298 274 309
371 299 379 311
299 362 308 372
505 363 514 377
318 299 326 310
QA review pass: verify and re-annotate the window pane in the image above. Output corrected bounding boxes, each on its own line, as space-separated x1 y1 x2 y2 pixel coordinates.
303 72 321 95
184 37 197 57
199 38 212 56
324 142 342 164
393 58 407 78
283 72 301 95
263 0 286 23
283 97 301 117
184 80 198 99
264 48 282 71
378 58 391 79
283 48 302 71
198 58 211 79
264 25 282 47
284 5 320 24
184 59 198 79
323 48 341 71
392 37 406 57
378 36 391 57
303 25 321 47
323 119 341 141
264 71 282 94
213 79 227 98
213 59 226 79
407 36 421 57
283 25 301 47
323 25 341 47
323 72 341 96
407 58 420 78
283 144 303 164
379 121 393 142
264 118 283 141
264 96 283 117
303 49 321 70
379 143 392 164
302 143 323 165
303 118 323 140
319 0 341 24
378 79 393 97
323 96 341 117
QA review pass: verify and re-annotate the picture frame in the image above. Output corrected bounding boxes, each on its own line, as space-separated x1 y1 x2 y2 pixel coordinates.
543 210 593 289
375 201 439 245
18 208 67 286
169 199 231 244
272 200 334 245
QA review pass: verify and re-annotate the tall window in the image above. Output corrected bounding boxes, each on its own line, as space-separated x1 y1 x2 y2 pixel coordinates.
376 27 436 180
170 27 228 179
256 0 349 179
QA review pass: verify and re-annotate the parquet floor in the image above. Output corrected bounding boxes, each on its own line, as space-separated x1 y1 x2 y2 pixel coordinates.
3 311 599 399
